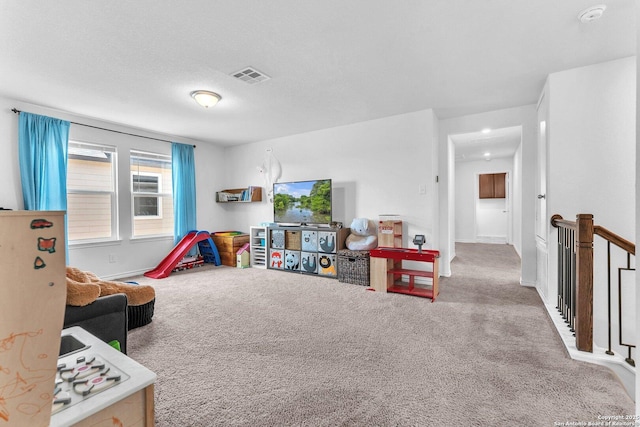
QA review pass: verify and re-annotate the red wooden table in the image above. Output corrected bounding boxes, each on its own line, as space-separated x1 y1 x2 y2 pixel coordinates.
369 248 440 301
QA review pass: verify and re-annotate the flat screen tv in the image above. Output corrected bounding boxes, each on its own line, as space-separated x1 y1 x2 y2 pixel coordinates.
273 179 332 226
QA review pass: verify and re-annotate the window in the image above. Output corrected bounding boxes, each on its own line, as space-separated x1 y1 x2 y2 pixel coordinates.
131 150 173 237
66 141 118 242
133 173 162 217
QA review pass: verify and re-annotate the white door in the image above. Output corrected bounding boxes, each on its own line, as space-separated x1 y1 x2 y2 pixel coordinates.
536 92 549 299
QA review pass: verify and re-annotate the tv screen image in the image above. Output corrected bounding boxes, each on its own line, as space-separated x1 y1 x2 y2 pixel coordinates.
273 179 332 225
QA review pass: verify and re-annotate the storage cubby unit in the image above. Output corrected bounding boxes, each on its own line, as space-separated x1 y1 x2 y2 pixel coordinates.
216 186 262 202
267 225 349 277
250 226 267 268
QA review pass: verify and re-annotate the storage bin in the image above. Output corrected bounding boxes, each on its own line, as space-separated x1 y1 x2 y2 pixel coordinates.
318 253 337 277
337 249 370 286
285 230 302 251
300 251 318 274
270 249 285 269
271 229 285 248
318 231 337 253
301 230 318 251
284 250 301 270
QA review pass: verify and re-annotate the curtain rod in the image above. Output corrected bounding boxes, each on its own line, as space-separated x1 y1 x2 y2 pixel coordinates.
11 108 195 148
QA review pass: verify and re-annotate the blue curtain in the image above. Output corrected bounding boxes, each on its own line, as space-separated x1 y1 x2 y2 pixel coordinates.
172 143 197 246
18 112 70 210
18 112 70 261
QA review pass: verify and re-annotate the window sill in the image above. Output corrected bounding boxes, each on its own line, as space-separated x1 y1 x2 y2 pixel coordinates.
130 235 174 244
69 239 123 249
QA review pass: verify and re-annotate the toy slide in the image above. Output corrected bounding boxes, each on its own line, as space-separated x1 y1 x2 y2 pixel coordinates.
144 230 220 279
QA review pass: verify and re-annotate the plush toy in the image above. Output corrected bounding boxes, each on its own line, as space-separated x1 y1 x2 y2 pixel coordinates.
65 267 101 306
66 266 156 307
345 218 378 251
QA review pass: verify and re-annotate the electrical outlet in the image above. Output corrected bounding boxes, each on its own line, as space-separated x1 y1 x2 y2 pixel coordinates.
418 184 427 195
108 254 117 263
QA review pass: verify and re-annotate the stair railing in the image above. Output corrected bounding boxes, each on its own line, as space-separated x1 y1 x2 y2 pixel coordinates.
551 214 636 365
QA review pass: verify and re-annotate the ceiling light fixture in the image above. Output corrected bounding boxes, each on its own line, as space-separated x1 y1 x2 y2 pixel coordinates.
578 5 606 23
190 90 221 108
481 128 491 134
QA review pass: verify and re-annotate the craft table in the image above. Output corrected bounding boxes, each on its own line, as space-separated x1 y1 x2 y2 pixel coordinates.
369 247 440 301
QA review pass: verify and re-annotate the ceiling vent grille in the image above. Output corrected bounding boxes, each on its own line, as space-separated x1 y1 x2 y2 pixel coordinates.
231 67 270 84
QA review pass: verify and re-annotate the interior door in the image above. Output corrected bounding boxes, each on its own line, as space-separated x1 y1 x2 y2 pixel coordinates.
536 117 547 239
536 92 548 298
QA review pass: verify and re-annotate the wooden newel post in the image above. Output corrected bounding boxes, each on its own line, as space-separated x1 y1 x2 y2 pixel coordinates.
575 214 594 352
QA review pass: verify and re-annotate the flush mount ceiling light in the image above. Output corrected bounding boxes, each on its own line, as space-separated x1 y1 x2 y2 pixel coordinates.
578 5 606 23
190 90 221 108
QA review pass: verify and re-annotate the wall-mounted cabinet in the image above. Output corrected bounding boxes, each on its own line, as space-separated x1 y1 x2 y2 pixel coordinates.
216 186 262 203
479 173 506 199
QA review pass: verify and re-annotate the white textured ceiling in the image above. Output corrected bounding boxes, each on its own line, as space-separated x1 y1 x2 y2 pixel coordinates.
451 126 522 162
0 1 635 146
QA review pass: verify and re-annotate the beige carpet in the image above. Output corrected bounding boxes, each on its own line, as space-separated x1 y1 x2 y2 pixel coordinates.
127 243 634 426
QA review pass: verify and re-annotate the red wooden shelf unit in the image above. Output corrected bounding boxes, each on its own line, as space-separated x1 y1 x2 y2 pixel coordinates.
369 248 440 301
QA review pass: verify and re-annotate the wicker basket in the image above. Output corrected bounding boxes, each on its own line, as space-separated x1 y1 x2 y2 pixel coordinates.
337 249 370 286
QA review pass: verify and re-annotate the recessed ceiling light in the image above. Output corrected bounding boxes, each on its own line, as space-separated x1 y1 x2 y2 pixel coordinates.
481 128 491 134
578 5 606 23
483 152 491 157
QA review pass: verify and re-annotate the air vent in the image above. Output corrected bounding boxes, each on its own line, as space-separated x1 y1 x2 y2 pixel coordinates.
231 67 270 84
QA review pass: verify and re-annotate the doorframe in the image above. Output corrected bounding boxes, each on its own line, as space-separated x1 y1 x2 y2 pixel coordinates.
473 170 512 244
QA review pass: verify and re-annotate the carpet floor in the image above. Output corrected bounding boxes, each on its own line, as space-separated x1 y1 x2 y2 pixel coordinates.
127 243 634 426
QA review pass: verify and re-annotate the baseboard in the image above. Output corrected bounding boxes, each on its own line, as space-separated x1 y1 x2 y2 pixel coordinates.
519 279 536 287
455 239 475 243
457 237 509 244
101 268 152 281
476 235 508 244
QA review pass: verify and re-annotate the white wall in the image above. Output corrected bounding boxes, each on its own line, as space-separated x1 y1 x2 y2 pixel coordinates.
439 105 535 282
512 142 523 256
0 96 226 279
545 57 636 350
636 2 640 410
455 157 514 243
221 110 439 251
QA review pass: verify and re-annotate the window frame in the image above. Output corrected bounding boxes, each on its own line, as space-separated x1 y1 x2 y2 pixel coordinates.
130 150 173 238
66 140 119 244
131 171 164 219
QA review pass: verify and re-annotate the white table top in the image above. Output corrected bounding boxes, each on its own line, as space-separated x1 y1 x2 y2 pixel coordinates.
50 326 156 427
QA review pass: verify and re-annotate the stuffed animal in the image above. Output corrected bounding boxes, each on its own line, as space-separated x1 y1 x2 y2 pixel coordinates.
66 266 155 307
345 218 378 251
65 267 101 306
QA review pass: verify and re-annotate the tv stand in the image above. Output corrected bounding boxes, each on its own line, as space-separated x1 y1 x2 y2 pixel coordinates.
267 225 349 277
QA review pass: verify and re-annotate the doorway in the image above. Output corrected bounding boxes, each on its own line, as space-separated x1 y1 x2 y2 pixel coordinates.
475 171 510 244
451 126 521 247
